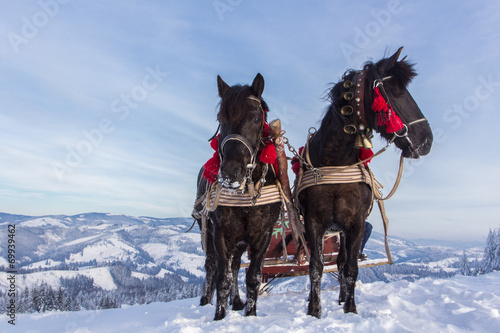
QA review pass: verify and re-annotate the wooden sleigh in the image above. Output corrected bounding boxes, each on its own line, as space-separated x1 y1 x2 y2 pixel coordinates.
240 212 391 293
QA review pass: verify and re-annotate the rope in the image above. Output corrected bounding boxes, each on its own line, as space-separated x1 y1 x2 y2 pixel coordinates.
184 219 197 233
370 153 405 201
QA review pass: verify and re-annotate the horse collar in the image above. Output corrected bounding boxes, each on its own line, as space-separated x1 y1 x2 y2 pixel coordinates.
353 71 368 131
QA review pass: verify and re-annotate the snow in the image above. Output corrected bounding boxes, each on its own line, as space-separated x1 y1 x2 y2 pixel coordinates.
0 267 116 291
25 259 63 270
2 272 499 332
67 236 138 264
141 243 170 261
61 234 102 247
18 217 68 228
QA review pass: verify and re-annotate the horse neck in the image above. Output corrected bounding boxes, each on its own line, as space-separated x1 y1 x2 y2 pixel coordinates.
309 108 358 167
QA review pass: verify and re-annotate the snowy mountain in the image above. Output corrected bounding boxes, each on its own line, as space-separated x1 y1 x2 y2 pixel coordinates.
0 213 205 283
0 212 485 317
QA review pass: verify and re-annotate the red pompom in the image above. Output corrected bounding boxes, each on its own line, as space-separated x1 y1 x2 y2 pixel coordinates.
203 152 220 184
371 87 387 112
291 146 304 175
263 122 270 138
259 141 277 164
359 147 374 166
292 161 301 175
385 110 404 133
210 135 219 151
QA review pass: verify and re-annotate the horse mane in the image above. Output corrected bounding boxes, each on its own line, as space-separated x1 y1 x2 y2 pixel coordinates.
217 85 269 125
321 58 417 129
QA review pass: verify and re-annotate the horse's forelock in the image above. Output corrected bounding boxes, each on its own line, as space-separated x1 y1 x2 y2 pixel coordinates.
217 85 252 125
217 85 268 125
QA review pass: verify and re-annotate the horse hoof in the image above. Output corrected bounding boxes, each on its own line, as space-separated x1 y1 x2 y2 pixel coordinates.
200 296 211 306
307 307 321 319
245 308 257 316
343 304 357 314
214 312 225 321
232 299 246 311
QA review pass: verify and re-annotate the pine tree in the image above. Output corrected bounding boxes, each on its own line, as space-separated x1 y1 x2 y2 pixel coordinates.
32 286 41 313
64 294 73 311
492 228 500 271
482 229 496 274
458 250 472 276
19 286 31 313
472 255 480 276
56 287 64 311
45 286 56 312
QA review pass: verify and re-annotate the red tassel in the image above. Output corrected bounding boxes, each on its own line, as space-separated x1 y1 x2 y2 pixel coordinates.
385 109 404 133
372 87 387 112
259 141 277 164
291 146 304 175
203 152 220 184
210 135 219 151
291 161 300 175
263 122 270 138
359 147 374 166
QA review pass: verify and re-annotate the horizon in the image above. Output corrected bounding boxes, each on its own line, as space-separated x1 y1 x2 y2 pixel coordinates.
1 2 500 242
0 210 489 247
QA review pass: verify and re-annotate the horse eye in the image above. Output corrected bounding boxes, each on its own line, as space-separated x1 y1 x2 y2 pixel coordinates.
254 118 261 124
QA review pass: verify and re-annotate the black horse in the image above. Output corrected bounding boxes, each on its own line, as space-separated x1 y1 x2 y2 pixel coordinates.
297 47 433 317
193 168 246 312
193 73 282 320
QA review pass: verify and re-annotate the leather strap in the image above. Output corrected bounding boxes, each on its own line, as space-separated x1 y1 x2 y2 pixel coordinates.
353 71 368 129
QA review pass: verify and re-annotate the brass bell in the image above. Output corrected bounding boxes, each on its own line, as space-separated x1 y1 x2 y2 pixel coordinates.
343 80 353 89
343 92 354 100
343 124 357 134
340 105 353 116
362 136 373 149
354 134 363 148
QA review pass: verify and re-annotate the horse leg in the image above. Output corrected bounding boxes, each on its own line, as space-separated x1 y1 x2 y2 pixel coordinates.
337 231 347 305
200 221 216 306
305 216 326 318
341 220 364 314
213 229 233 321
245 231 272 316
230 242 246 311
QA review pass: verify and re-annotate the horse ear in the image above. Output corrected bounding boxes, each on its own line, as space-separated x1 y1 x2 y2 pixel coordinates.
251 73 265 98
217 75 230 98
388 46 404 68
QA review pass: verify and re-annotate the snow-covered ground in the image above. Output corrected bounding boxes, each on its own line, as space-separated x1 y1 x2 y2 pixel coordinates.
2 271 499 333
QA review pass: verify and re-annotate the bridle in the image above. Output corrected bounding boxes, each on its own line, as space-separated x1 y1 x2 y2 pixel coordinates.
218 95 267 192
372 70 428 150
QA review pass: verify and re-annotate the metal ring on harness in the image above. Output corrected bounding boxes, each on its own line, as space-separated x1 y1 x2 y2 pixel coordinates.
394 124 409 138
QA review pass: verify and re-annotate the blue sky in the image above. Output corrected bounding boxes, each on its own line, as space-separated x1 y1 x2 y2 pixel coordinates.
1 1 499 242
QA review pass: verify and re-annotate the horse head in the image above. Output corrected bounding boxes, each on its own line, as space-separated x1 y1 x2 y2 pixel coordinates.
369 47 433 158
216 73 269 188
335 47 433 159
